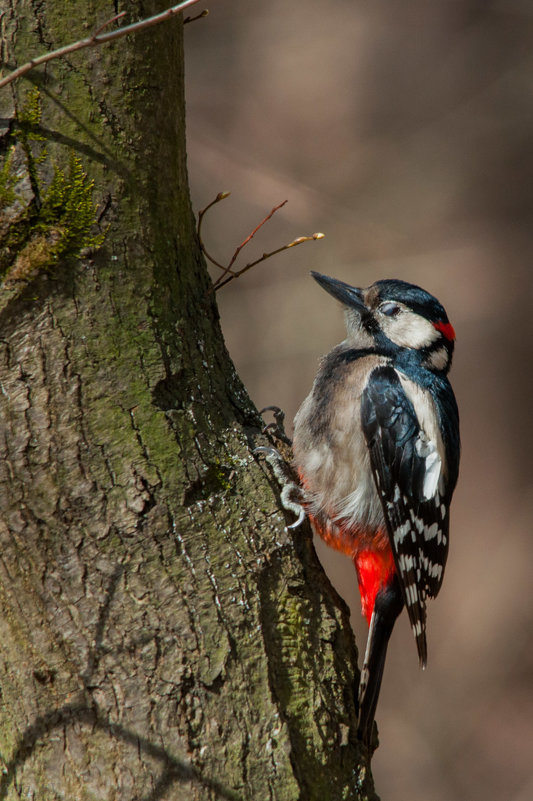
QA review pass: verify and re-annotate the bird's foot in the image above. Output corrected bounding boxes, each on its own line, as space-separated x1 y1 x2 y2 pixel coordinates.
254 446 306 529
260 406 292 446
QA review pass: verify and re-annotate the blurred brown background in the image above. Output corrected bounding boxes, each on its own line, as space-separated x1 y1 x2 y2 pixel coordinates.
185 2 533 799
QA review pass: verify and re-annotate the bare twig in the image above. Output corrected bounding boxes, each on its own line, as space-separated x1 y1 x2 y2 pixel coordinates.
214 232 325 292
197 192 325 292
92 11 126 38
227 200 287 271
197 192 233 273
0 0 204 90
214 199 288 288
184 9 209 24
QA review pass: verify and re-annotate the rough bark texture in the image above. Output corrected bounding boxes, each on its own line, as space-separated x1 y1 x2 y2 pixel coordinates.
0 2 376 799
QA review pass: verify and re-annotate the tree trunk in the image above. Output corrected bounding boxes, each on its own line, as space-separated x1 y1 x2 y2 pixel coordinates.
0 2 376 798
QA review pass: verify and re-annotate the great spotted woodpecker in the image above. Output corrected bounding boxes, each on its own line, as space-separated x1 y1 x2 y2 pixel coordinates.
292 272 460 746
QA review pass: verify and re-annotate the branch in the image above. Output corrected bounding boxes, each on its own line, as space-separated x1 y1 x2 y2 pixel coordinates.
197 193 325 292
214 232 325 292
197 193 233 273
216 198 288 287
227 200 288 272
184 9 210 24
0 0 205 90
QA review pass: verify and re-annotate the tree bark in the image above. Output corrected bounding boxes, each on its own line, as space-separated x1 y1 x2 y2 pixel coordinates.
0 2 376 798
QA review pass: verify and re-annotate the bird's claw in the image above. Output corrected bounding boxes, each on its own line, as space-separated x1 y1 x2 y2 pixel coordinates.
260 406 292 446
254 446 306 528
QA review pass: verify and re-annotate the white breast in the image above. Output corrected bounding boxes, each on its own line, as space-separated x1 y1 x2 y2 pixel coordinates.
293 354 386 532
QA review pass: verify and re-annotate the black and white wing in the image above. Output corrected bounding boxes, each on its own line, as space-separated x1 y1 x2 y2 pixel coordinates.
361 365 450 666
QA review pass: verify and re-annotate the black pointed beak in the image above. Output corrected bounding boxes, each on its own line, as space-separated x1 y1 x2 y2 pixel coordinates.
311 271 366 312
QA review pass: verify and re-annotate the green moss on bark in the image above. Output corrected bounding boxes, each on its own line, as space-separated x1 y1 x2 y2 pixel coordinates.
1 89 104 288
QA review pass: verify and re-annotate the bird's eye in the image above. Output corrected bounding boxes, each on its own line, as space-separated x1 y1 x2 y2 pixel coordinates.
380 302 401 317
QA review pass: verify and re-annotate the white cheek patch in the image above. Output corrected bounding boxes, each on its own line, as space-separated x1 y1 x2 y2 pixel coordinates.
425 346 449 371
383 311 440 350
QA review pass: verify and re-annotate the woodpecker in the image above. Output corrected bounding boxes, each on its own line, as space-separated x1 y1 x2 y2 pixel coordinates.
292 272 460 746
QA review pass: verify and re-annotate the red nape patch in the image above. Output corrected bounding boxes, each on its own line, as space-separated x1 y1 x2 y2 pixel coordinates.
354 548 396 624
433 320 456 341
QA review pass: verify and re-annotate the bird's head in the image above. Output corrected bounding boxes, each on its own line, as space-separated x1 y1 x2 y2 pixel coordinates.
311 272 455 373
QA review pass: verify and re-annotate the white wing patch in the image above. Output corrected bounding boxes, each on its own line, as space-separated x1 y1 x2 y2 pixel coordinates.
397 371 446 500
415 433 441 499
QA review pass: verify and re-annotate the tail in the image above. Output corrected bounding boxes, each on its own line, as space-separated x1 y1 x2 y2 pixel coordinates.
357 574 404 747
